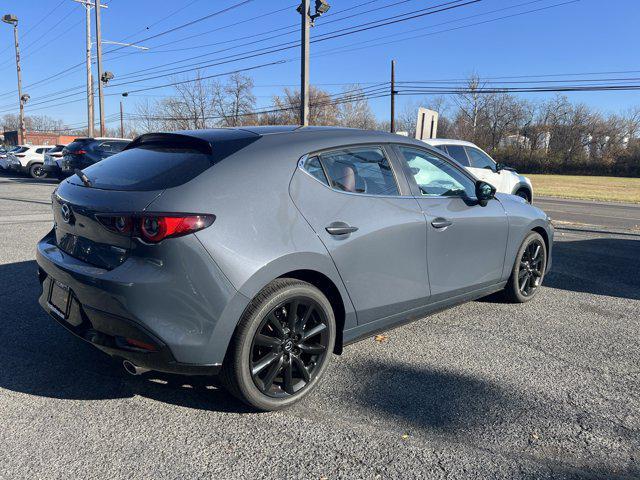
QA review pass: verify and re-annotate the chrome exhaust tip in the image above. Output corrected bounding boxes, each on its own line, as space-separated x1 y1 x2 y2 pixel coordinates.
122 360 150 376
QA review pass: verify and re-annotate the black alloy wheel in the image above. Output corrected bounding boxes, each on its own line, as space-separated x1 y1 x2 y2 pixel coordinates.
221 278 336 411
250 297 330 397
518 239 545 297
503 231 547 303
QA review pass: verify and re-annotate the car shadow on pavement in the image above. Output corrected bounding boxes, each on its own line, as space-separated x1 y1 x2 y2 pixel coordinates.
0 260 251 414
346 359 514 431
544 236 640 301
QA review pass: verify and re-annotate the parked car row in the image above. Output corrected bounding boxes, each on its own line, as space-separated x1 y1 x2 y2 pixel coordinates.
0 137 131 180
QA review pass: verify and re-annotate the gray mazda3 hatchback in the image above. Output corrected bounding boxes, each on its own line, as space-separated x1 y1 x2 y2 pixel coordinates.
36 126 553 410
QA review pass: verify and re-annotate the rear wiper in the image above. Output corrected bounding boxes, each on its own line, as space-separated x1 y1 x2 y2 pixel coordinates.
74 169 92 187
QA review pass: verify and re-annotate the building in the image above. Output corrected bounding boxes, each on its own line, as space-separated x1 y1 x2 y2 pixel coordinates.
1 130 77 146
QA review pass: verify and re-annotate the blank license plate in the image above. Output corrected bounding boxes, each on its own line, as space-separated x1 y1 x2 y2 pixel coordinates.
49 280 70 318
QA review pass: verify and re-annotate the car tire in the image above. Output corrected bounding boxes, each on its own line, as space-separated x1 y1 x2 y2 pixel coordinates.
503 231 547 303
29 163 48 179
515 189 531 203
221 278 336 411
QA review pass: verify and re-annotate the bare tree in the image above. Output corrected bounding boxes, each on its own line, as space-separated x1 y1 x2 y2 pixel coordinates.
335 85 377 129
213 73 257 127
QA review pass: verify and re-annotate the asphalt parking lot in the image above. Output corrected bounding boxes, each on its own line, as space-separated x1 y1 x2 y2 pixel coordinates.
0 173 638 479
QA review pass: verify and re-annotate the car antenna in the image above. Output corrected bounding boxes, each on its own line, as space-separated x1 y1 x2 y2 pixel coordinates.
74 169 92 187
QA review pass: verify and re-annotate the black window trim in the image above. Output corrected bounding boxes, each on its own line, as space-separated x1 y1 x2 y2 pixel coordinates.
391 143 479 199
298 142 412 197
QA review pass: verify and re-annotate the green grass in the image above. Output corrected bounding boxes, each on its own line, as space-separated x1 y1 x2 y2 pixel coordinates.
528 174 640 203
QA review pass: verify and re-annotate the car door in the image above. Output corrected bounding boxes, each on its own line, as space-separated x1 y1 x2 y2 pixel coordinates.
290 144 430 325
393 144 509 300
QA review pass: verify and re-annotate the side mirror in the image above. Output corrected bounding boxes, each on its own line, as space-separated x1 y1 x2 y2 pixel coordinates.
475 181 496 207
495 163 504 172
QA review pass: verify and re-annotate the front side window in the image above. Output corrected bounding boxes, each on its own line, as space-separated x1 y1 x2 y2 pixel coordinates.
35 148 44 154
443 144 470 167
398 146 475 197
465 147 495 170
316 146 399 196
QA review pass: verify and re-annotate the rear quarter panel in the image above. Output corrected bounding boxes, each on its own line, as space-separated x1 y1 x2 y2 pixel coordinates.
146 135 358 331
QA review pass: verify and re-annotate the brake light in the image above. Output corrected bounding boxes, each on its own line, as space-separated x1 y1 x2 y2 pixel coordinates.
15 154 25 157
97 213 215 243
140 215 214 243
69 150 87 155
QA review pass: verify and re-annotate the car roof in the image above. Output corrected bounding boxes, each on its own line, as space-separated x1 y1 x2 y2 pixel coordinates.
173 126 429 149
422 138 478 148
71 137 131 142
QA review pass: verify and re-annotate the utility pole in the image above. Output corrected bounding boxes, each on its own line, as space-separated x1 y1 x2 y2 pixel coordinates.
299 0 310 127
85 3 94 137
390 59 396 133
2 15 26 144
94 1 105 136
119 100 124 138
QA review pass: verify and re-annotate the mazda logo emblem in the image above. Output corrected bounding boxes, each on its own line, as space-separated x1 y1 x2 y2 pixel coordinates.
61 204 72 223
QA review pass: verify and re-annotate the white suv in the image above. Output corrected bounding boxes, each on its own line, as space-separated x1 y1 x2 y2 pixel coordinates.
5 145 54 179
423 139 533 202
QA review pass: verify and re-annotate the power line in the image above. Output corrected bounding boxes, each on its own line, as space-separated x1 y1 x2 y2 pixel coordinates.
103 0 478 90
103 0 256 55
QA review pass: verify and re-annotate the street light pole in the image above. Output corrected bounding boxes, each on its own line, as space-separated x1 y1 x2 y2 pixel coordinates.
85 3 94 137
299 0 310 127
390 59 396 133
2 15 26 144
297 1 330 127
119 100 124 138
94 1 105 136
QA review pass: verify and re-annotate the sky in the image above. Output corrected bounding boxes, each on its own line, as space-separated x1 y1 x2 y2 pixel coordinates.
0 0 638 131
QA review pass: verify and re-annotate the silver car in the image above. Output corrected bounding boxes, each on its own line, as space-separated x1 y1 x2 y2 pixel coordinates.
36 127 553 410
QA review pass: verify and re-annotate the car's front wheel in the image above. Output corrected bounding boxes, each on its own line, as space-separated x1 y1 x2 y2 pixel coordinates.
515 188 531 203
221 278 335 411
503 231 547 303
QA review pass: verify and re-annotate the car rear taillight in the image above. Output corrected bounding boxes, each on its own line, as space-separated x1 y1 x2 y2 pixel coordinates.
15 154 25 157
97 213 215 243
68 150 87 155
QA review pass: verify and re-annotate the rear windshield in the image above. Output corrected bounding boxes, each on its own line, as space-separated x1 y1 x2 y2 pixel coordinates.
64 140 91 152
68 137 257 191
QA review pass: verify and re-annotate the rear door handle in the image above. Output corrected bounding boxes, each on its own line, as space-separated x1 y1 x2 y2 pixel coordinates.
326 222 359 236
431 217 453 229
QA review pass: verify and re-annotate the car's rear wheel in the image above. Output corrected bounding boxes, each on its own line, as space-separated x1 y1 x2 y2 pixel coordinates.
503 232 547 303
221 278 335 411
29 163 48 179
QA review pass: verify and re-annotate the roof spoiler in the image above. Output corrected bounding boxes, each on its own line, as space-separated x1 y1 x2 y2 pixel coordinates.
124 133 213 155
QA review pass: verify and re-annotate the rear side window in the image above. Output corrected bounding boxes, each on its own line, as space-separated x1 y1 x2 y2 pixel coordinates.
444 145 470 167
303 156 329 185
317 146 399 196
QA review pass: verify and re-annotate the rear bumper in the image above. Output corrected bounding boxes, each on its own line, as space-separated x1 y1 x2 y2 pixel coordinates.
37 275 221 375
36 229 250 373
